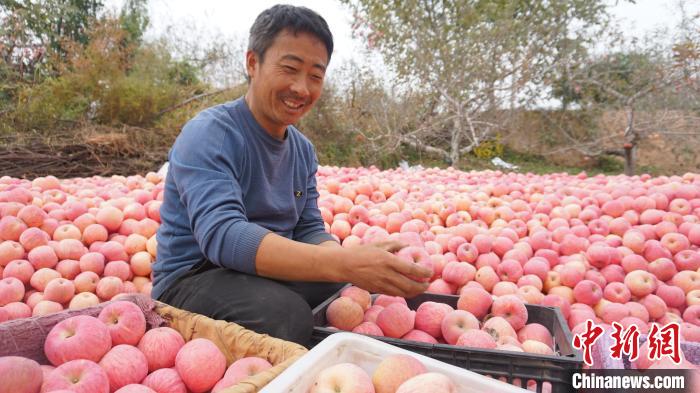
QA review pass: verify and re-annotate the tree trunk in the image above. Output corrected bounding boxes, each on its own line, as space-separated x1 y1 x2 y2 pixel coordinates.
623 144 636 176
449 111 463 166
623 105 637 176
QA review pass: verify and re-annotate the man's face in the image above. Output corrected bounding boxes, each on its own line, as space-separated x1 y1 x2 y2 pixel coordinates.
246 29 328 137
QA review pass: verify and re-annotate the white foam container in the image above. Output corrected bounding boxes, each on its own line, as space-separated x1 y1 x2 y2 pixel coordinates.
260 332 529 393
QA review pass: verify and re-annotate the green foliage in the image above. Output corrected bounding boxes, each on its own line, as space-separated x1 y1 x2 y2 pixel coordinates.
119 0 149 47
554 51 663 106
1 0 104 56
7 16 206 132
472 134 504 159
595 154 624 173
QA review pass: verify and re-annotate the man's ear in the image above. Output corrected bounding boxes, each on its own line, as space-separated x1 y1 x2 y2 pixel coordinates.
245 50 258 80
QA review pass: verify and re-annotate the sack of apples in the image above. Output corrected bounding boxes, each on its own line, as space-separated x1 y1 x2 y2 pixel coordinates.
0 293 307 393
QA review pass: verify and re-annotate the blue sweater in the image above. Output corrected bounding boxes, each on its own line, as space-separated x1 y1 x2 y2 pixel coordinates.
151 97 335 300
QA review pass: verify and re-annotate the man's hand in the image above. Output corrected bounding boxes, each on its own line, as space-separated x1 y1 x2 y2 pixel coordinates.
255 234 430 298
335 240 431 298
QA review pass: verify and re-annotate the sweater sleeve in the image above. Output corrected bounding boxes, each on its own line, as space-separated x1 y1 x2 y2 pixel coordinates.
169 115 270 274
293 149 336 245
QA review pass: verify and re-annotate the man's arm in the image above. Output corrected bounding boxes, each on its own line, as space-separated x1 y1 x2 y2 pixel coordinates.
173 117 430 297
255 233 430 297
171 116 269 275
318 240 342 248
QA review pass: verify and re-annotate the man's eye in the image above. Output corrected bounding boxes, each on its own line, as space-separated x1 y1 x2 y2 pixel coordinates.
283 65 297 72
311 74 323 81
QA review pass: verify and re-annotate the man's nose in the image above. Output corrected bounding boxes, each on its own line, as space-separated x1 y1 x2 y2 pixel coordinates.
289 76 310 99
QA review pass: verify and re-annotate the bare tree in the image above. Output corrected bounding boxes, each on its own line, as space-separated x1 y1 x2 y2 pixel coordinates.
342 0 610 165
548 2 700 175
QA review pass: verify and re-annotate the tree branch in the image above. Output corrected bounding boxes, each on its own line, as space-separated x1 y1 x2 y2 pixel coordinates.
156 89 228 117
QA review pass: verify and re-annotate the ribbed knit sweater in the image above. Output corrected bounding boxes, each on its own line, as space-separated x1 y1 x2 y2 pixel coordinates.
151 97 334 300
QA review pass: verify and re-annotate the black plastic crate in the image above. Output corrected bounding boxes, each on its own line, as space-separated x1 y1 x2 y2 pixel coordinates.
311 287 583 393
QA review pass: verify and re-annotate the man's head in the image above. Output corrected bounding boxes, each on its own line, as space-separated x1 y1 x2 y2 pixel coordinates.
244 5 334 138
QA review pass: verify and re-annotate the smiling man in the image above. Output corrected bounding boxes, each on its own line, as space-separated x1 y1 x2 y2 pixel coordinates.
151 4 431 345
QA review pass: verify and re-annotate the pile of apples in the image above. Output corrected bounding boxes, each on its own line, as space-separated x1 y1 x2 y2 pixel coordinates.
316 167 700 339
2 165 700 346
310 354 457 393
0 300 273 393
327 286 555 356
0 173 163 321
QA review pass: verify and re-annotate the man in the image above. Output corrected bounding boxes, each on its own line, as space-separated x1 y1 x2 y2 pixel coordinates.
151 4 430 345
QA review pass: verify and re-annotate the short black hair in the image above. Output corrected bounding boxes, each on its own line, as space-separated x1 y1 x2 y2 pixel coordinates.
248 4 334 64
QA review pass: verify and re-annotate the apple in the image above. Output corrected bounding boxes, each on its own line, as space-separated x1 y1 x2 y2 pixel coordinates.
457 287 492 319
96 276 124 300
573 280 603 306
672 271 700 294
441 310 479 345
69 292 100 309
600 302 631 324
137 327 185 372
396 246 434 282
640 294 667 320
522 340 554 355
481 316 517 343
114 384 157 392
372 354 427 393
656 284 686 309
99 344 149 392
492 281 518 296
341 286 372 311
310 363 374 393
43 278 75 304
517 323 553 348
376 303 415 338
516 285 544 304
415 301 454 338
27 245 58 270
626 302 650 323
2 259 34 285
603 282 632 304
395 372 456 393
44 315 112 366
175 338 226 393
674 250 700 271
491 295 528 330
374 295 408 308
497 259 523 283
442 261 476 286
327 297 364 331
363 305 385 324
98 300 147 346
41 359 110 393
624 270 657 298
0 356 43 393
647 258 676 282
401 329 437 343
541 294 571 319
141 368 187 393
683 305 700 325
456 329 497 349
352 321 384 336
0 277 24 306
475 266 499 292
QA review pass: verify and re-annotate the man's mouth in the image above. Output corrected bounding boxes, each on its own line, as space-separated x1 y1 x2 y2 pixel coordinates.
282 98 305 111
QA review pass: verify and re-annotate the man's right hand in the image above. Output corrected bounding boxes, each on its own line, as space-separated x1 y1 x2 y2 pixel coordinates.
335 240 431 298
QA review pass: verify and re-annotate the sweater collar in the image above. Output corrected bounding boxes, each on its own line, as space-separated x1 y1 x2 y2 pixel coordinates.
236 97 289 150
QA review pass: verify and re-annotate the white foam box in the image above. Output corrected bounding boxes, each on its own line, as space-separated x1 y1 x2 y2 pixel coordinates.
260 332 529 393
